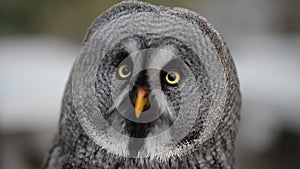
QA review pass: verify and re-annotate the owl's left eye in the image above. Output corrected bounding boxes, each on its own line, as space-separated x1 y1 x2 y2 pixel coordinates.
118 64 131 79
165 70 180 85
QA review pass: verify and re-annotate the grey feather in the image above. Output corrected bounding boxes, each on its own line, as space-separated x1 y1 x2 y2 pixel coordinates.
43 1 241 169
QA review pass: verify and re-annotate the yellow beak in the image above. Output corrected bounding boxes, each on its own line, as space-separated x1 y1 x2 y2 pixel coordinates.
134 87 148 118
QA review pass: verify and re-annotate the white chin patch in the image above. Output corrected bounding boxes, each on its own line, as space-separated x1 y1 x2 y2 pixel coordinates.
138 125 173 160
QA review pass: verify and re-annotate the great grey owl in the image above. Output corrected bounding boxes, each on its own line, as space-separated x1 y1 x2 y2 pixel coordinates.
43 1 241 169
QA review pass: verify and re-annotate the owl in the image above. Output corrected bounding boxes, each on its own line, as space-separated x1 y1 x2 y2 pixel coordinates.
43 1 241 169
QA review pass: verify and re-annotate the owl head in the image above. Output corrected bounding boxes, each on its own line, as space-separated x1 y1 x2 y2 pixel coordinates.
71 0 240 161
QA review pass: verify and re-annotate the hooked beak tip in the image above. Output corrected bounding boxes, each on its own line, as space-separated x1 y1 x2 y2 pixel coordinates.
135 109 142 119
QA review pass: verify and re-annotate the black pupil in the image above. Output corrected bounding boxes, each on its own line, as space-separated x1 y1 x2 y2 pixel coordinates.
122 66 129 75
168 73 176 81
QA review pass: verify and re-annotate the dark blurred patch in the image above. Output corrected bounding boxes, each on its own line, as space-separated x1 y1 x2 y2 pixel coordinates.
0 0 200 41
0 0 122 41
275 0 300 33
1 131 54 169
262 129 300 169
237 128 300 169
0 0 41 34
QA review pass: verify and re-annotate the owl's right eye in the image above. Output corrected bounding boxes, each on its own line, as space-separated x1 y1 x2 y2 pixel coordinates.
118 64 131 79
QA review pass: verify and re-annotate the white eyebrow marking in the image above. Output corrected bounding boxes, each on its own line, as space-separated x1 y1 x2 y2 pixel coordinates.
148 45 176 70
124 39 139 54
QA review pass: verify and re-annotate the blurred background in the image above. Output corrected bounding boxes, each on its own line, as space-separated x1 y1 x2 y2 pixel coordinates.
0 0 299 168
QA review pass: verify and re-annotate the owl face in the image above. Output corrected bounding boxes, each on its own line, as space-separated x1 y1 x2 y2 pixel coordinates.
72 1 231 160
107 35 191 124
93 35 203 157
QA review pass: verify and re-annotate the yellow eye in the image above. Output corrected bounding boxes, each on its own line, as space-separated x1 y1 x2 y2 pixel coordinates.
165 70 180 85
118 64 131 78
